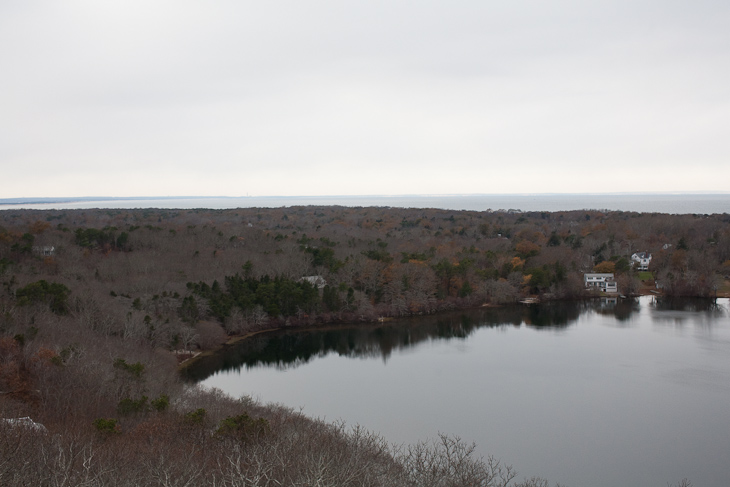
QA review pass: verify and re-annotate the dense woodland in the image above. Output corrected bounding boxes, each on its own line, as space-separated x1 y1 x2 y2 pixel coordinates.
1 205 726 486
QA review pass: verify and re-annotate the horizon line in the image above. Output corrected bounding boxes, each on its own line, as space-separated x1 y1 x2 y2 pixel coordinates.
2 190 730 204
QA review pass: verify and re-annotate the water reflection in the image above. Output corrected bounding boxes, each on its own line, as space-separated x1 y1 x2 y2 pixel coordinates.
184 299 650 382
191 297 730 487
650 296 725 313
648 297 727 326
594 297 641 323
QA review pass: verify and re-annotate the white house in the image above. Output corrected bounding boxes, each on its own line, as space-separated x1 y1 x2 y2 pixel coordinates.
32 245 55 256
631 251 652 271
584 273 618 293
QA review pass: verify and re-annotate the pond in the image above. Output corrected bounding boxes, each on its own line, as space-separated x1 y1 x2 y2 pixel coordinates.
187 297 730 487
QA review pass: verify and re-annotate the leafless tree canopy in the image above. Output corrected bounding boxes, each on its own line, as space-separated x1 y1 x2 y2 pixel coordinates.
1 206 715 485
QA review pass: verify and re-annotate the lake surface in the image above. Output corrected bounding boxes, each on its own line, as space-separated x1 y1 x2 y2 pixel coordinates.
189 297 730 487
2 193 729 214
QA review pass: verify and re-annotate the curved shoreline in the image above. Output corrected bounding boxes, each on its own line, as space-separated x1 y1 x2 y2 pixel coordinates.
177 305 492 371
178 291 730 372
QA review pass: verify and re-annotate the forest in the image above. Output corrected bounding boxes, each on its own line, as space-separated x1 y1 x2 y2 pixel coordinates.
1 205 726 486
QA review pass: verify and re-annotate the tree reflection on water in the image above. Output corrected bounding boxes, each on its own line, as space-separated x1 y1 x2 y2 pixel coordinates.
184 298 664 381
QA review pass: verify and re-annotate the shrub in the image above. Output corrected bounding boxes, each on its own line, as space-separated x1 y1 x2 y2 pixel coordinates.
15 280 70 314
117 396 148 415
113 358 145 379
93 418 121 434
184 408 207 425
216 413 269 440
151 394 170 412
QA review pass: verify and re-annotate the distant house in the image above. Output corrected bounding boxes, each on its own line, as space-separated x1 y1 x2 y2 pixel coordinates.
32 245 55 257
584 273 618 294
300 275 327 289
631 251 652 271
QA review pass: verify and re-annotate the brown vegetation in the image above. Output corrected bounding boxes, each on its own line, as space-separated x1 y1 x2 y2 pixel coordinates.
2 205 723 485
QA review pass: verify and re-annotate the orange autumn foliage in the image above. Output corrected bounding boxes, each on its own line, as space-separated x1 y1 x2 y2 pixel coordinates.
593 261 616 273
511 256 525 269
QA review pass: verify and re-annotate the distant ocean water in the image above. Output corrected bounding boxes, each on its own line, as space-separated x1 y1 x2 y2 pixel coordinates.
1 194 729 214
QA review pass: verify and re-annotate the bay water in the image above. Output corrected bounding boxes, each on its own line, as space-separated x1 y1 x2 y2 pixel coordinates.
191 297 730 487
2 193 729 214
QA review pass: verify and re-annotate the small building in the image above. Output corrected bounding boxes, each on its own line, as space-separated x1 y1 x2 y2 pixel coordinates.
300 275 327 289
32 245 55 257
631 251 652 271
584 273 618 293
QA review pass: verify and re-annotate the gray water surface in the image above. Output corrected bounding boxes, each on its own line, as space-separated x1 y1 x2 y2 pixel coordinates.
194 297 730 487
2 193 729 214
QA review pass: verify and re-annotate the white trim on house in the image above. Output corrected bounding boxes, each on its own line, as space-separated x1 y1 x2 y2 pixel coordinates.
631 251 652 271
584 273 618 293
32 245 55 256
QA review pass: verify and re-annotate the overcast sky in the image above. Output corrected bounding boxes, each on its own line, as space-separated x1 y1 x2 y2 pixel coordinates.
2 1 729 198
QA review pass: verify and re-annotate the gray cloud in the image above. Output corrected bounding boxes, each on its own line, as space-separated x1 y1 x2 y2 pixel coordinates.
2 0 729 197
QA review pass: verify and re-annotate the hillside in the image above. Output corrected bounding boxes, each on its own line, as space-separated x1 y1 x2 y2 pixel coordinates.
2 206 726 486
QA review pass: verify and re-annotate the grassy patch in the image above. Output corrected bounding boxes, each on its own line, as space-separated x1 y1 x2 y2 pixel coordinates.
638 271 653 281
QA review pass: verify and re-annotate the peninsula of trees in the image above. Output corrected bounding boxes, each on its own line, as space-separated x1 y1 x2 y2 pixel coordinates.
1 205 725 486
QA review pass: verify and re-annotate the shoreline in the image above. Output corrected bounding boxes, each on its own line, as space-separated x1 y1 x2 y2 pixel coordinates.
177 302 501 371
177 291 729 372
